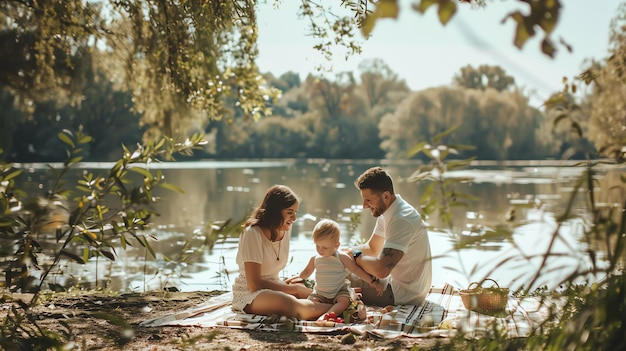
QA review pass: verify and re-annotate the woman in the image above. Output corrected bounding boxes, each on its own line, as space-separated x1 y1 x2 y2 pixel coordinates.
231 185 331 320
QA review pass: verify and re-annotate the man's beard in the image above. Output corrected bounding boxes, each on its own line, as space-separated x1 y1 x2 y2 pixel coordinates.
370 200 386 217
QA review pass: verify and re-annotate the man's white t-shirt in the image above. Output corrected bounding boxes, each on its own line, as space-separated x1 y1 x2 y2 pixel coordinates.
373 195 432 305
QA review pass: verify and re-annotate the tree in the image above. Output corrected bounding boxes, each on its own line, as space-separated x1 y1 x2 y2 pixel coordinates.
1 0 572 144
453 65 516 92
358 59 410 107
249 117 311 158
0 0 279 142
379 86 545 160
584 5 626 159
4 51 146 162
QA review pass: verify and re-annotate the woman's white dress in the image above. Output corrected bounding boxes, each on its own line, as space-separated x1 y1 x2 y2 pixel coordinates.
231 225 291 312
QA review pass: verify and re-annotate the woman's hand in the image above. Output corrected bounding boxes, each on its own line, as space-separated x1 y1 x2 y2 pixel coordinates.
284 276 312 298
284 276 303 285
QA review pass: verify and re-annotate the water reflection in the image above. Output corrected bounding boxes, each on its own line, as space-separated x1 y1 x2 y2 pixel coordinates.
10 160 623 293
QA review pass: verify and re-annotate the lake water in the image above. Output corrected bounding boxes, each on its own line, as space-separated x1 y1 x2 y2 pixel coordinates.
11 159 624 294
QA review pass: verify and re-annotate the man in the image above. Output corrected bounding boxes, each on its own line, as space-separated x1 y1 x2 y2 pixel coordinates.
348 166 432 306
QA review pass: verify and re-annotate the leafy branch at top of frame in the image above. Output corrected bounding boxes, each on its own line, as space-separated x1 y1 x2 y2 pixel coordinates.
358 0 566 58
299 0 368 63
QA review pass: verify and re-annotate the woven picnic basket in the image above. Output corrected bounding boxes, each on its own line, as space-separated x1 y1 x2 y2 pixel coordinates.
459 278 509 314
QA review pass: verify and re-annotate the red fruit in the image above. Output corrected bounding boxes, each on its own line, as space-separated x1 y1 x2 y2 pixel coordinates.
323 312 336 320
335 317 344 323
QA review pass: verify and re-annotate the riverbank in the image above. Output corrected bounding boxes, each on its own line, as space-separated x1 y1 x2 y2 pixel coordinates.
2 289 445 350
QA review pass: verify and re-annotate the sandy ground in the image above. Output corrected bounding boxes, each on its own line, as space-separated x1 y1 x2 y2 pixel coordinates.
2 290 446 350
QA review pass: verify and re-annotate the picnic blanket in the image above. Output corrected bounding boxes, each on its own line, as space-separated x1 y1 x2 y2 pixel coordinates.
140 284 560 339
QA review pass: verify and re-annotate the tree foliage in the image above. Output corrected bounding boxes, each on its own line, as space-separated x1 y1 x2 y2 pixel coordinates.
0 0 574 144
354 0 569 57
585 5 626 160
379 84 545 160
0 0 280 141
453 64 516 92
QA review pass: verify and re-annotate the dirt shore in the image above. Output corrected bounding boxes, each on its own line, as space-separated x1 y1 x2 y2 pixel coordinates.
2 290 445 350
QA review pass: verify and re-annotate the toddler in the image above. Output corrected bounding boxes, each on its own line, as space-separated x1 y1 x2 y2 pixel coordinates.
288 219 384 321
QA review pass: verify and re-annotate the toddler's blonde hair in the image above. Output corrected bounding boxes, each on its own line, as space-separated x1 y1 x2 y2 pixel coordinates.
312 218 340 242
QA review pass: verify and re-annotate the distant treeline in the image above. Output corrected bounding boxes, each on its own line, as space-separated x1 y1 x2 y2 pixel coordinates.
0 59 599 162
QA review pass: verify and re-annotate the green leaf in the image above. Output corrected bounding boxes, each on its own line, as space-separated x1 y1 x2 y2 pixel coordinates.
447 143 476 151
1 169 23 182
142 236 157 259
362 14 377 36
506 12 532 49
447 157 475 170
78 134 93 144
61 249 86 264
75 185 92 193
119 233 128 250
69 156 83 164
0 219 16 227
158 182 185 193
437 0 457 25
406 141 429 158
407 171 433 182
58 131 75 148
413 0 438 14
129 166 153 179
541 37 556 58
376 0 400 19
535 0 560 34
99 249 116 261
362 0 399 36
154 138 166 150
432 123 460 143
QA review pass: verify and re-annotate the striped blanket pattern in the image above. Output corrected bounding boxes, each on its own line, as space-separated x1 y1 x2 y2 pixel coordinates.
140 283 557 339
141 284 456 337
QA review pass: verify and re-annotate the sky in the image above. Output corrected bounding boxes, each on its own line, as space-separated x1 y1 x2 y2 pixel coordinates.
255 0 624 107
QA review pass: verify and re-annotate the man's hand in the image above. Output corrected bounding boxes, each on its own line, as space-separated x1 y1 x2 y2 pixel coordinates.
370 279 385 296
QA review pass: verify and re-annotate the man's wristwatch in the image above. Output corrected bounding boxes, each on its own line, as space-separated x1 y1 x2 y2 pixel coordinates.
352 249 362 261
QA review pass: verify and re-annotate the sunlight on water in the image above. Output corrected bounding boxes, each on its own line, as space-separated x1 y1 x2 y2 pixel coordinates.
15 160 621 293
178 208 602 293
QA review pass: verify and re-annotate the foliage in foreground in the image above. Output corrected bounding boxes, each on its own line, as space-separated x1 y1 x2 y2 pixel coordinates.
443 160 625 351
416 124 625 350
0 130 212 349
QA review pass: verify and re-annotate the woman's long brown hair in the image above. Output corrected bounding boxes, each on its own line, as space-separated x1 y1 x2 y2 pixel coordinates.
245 185 299 241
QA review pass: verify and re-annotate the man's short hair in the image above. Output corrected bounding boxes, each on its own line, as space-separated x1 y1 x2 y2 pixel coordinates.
354 166 394 194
